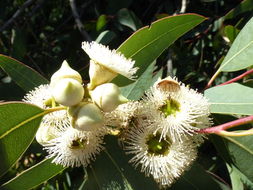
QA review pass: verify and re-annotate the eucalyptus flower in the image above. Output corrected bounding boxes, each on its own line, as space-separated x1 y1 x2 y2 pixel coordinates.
82 41 138 89
104 101 139 129
23 84 70 132
45 128 104 167
139 77 211 140
124 120 198 187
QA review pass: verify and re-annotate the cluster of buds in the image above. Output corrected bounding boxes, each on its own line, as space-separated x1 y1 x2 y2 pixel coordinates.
49 60 129 132
23 41 211 188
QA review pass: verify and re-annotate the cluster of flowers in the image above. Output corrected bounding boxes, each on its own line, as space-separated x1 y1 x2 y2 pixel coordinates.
23 41 211 188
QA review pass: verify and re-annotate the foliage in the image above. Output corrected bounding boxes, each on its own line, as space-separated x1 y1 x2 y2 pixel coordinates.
0 0 253 190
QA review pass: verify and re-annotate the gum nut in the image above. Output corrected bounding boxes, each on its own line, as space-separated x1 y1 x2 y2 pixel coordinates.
88 60 117 90
69 103 104 131
50 60 82 86
91 83 128 112
52 78 84 106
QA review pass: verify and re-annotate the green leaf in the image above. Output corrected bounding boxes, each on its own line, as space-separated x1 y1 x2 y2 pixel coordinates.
117 8 142 31
170 164 223 190
96 15 107 32
114 14 206 85
225 0 253 20
225 135 253 181
95 30 116 45
84 136 158 190
0 81 24 100
217 17 253 72
212 130 253 189
11 29 27 60
204 83 253 115
0 158 65 190
0 55 48 92
227 164 247 190
224 25 240 44
0 102 45 177
120 61 156 100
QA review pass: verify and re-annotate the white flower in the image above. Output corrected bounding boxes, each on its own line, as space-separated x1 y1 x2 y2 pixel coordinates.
104 101 139 129
23 84 70 131
45 128 104 167
124 120 198 187
82 41 138 89
139 77 211 140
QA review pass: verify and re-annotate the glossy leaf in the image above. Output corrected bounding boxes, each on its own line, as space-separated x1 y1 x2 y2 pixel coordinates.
0 102 45 177
0 158 65 190
217 17 253 72
204 83 253 115
0 55 48 92
225 135 253 181
120 61 156 100
114 14 206 85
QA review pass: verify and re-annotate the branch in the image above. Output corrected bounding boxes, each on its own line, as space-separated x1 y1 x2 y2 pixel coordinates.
205 70 220 90
69 0 92 42
217 69 253 86
198 115 253 135
0 0 35 32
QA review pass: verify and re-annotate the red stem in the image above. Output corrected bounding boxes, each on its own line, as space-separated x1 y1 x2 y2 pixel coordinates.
218 69 253 86
198 115 253 134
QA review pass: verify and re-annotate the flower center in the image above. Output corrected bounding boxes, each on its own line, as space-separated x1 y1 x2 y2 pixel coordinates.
70 138 87 149
44 97 60 108
146 133 171 156
159 98 180 117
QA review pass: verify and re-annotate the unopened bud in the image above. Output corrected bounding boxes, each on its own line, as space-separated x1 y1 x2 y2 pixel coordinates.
68 102 104 131
50 60 82 86
52 78 84 106
90 83 128 112
36 125 58 145
88 60 117 90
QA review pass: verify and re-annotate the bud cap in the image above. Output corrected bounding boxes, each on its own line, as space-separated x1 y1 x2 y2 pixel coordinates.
68 102 104 131
52 78 84 106
91 83 128 112
50 60 82 86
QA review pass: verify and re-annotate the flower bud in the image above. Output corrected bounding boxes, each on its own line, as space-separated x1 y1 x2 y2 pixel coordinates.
36 124 58 145
90 83 128 112
50 60 82 86
88 60 117 90
68 102 104 131
52 78 84 106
